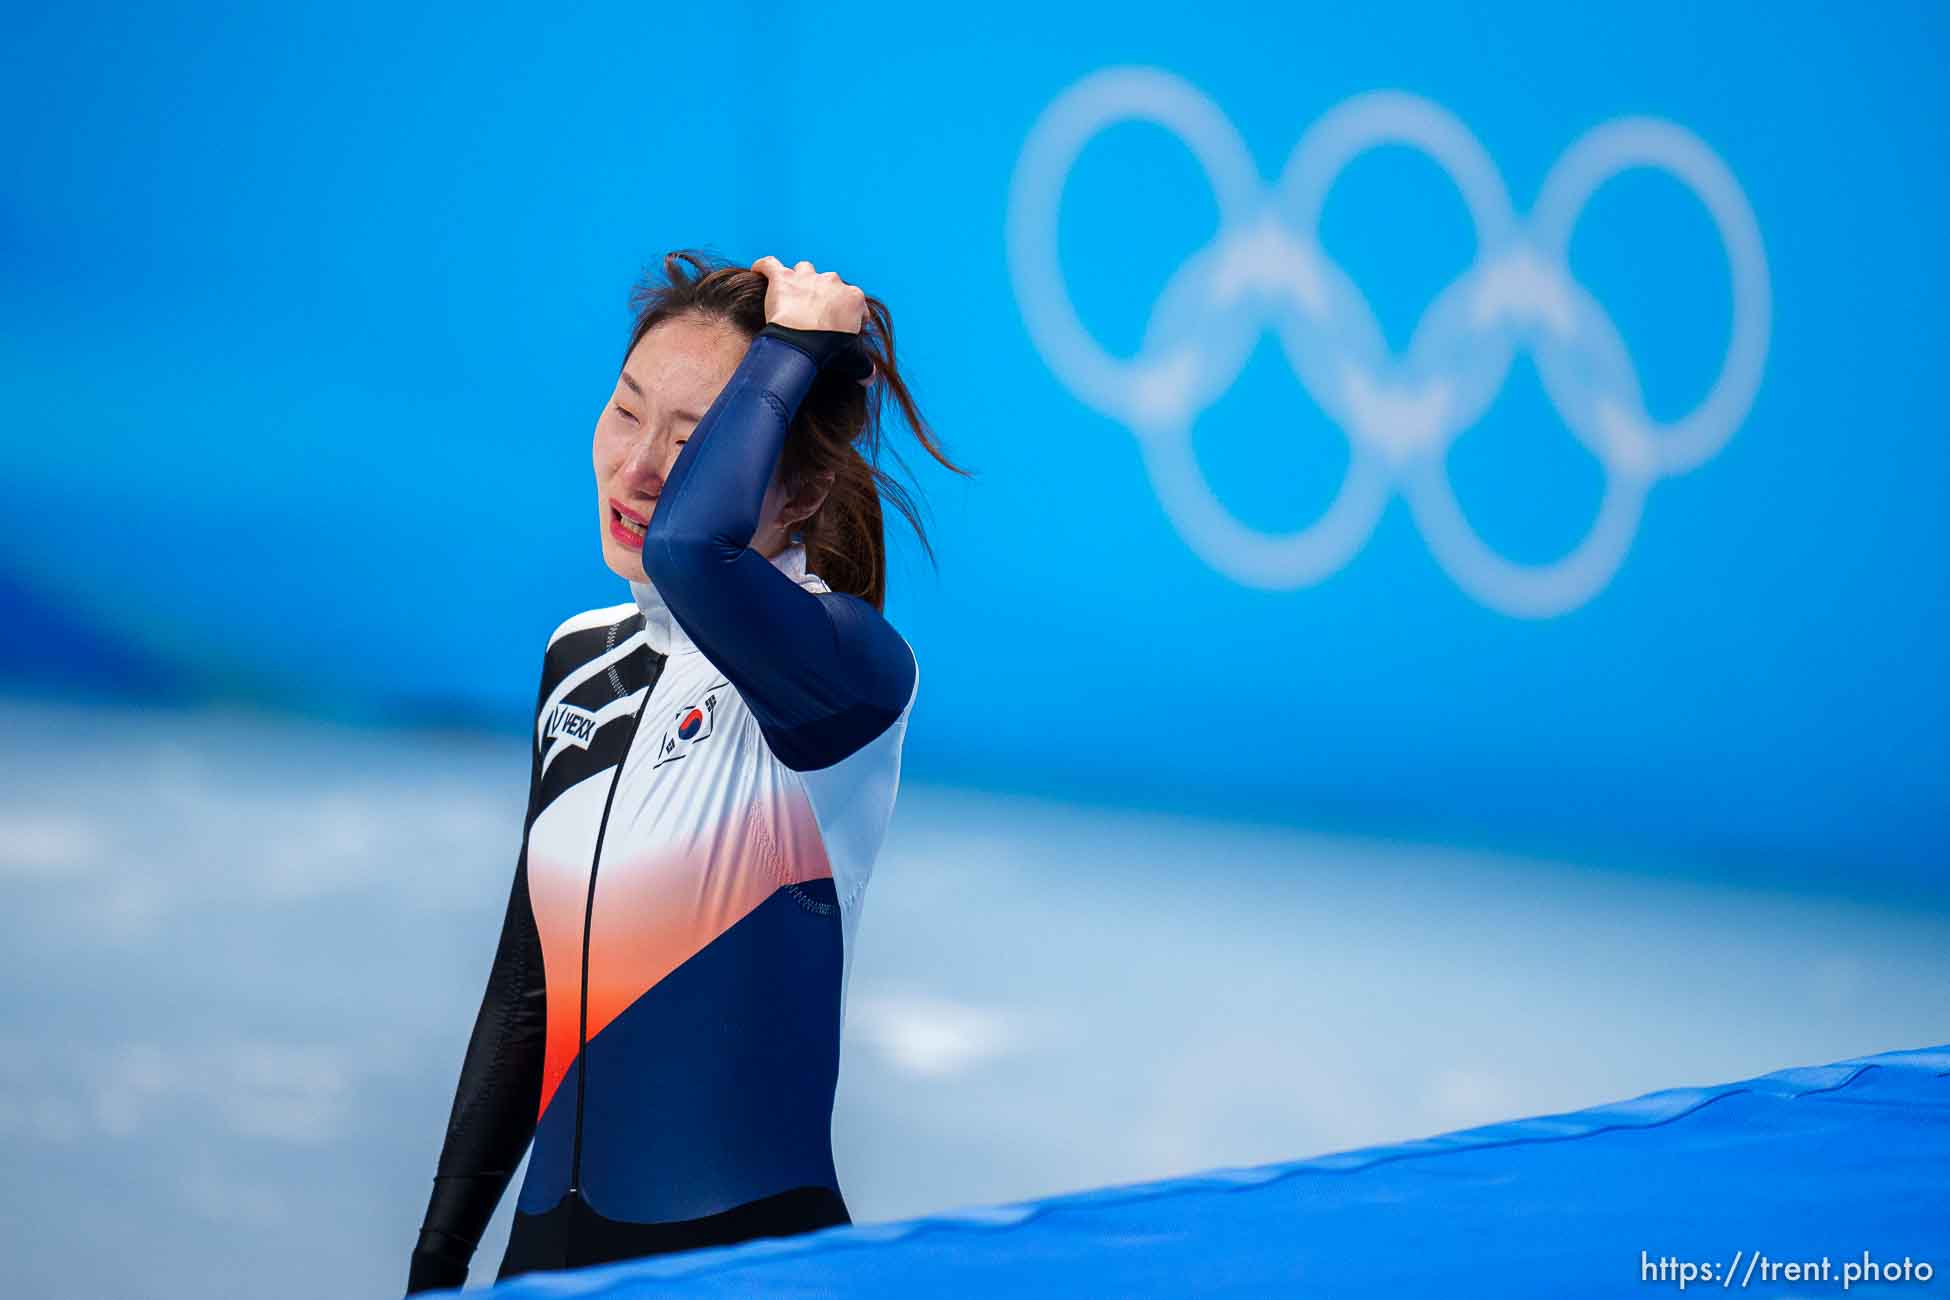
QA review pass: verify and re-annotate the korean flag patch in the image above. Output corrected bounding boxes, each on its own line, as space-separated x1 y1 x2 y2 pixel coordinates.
653 680 726 769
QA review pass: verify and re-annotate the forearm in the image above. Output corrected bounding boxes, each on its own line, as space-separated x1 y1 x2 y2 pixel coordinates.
643 329 822 566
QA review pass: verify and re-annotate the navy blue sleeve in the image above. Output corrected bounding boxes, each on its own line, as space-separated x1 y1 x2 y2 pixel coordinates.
641 329 917 772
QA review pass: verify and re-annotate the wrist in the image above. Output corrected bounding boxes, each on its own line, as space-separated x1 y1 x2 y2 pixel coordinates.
757 323 874 384
407 1229 472 1294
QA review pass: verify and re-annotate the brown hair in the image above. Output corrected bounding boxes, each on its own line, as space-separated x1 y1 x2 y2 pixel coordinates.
623 250 971 611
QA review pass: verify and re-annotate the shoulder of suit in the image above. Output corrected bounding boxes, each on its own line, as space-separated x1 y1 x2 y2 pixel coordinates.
547 601 639 648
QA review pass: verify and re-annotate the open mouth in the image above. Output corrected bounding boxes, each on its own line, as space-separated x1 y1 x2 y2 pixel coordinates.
609 502 649 549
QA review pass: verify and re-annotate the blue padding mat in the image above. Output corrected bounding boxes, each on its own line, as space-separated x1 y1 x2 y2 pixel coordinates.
484 1045 1949 1297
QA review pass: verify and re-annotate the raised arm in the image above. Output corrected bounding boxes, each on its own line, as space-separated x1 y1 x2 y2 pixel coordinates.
642 268 915 772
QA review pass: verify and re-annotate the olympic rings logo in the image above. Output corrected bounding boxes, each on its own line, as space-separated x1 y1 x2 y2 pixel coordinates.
1006 68 1771 617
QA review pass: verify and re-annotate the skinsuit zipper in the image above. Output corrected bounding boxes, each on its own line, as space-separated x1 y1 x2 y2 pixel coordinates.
567 681 656 1202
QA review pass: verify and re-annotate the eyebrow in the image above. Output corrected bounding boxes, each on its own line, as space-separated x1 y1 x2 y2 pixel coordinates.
617 372 704 424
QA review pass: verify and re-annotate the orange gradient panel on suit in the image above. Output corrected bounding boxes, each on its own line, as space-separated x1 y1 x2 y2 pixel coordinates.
526 839 593 1124
587 787 834 1044
527 780 833 1121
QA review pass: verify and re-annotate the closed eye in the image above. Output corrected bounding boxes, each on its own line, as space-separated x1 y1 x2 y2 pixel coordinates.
613 404 639 423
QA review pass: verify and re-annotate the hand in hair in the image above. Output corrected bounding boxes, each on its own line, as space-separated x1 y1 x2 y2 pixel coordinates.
750 256 869 335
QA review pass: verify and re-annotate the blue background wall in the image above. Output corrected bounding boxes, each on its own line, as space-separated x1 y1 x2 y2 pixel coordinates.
3 9 1947 1299
4 2 1945 886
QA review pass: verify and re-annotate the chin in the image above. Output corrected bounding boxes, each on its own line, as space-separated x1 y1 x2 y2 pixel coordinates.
600 542 648 583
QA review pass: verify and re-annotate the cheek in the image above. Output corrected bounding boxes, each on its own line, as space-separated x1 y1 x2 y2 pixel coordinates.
593 425 626 477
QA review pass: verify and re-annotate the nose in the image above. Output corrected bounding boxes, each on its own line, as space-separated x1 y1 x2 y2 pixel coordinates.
619 436 668 496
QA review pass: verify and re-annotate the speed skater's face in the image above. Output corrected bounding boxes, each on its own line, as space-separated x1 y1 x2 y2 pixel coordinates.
593 314 790 583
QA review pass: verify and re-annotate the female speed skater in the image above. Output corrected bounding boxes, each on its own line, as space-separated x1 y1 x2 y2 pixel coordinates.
406 250 968 1292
